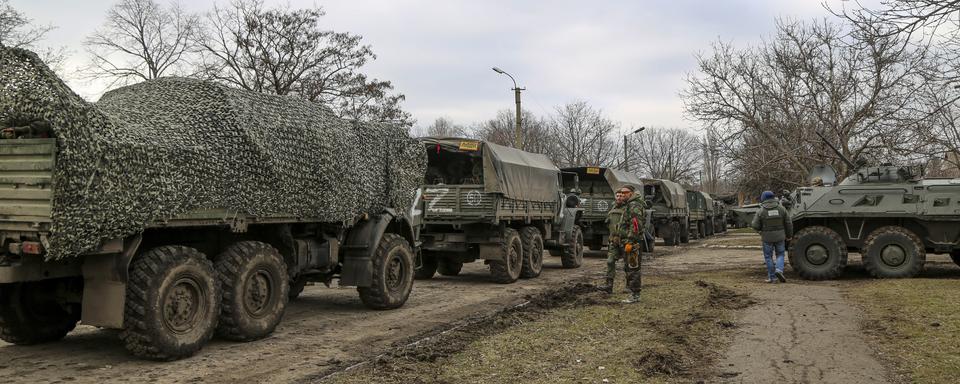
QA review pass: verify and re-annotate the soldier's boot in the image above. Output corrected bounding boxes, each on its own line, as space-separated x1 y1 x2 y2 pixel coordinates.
621 291 641 304
598 278 614 294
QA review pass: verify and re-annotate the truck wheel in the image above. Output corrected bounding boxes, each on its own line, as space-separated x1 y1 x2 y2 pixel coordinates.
679 221 690 244
490 228 523 283
0 280 80 345
437 259 463 276
120 246 220 361
415 252 438 280
359 233 415 309
561 225 584 269
788 226 848 280
215 241 289 342
520 227 544 278
698 222 706 239
862 226 925 278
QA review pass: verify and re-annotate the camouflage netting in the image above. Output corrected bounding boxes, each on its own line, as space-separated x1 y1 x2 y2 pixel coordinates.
0 47 425 260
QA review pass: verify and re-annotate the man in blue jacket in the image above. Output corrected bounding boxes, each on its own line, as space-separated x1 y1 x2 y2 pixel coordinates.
751 190 793 283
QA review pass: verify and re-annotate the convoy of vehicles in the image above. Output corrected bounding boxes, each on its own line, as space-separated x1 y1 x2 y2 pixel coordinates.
561 166 649 251
644 178 690 246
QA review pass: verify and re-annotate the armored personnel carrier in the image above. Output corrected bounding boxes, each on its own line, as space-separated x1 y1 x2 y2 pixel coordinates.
789 132 960 279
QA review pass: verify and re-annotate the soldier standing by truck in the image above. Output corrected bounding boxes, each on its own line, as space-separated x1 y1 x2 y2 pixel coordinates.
601 185 647 303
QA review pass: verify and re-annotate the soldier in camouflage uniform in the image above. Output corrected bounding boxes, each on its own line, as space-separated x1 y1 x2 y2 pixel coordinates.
602 185 647 303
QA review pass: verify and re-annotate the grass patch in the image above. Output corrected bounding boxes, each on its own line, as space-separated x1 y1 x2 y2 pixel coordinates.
727 227 755 234
325 271 756 384
845 278 960 384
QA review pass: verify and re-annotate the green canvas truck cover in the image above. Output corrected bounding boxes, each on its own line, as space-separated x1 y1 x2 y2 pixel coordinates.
0 47 426 259
603 168 644 192
646 179 688 209
421 137 561 203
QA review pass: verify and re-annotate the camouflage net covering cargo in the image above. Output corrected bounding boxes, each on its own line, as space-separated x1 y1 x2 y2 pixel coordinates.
0 47 425 260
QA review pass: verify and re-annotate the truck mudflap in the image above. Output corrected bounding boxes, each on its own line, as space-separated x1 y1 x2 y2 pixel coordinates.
340 209 416 287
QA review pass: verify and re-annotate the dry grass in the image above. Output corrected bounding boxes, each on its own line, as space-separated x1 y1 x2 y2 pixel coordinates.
326 271 756 384
845 275 960 384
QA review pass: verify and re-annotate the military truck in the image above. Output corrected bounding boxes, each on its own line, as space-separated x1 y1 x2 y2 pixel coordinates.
0 50 423 361
417 138 583 283
643 178 690 245
686 190 709 238
561 166 647 251
701 191 717 236
789 132 960 279
729 204 760 228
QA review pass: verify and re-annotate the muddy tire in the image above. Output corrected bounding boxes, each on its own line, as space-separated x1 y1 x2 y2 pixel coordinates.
215 241 289 342
519 226 544 278
415 252 438 280
0 280 80 345
788 226 847 281
358 233 415 309
120 246 220 361
862 226 925 279
437 259 463 276
490 228 523 283
561 225 584 269
698 221 706 239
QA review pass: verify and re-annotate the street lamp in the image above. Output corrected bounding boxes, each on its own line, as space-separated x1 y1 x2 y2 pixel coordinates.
492 67 525 149
623 126 646 171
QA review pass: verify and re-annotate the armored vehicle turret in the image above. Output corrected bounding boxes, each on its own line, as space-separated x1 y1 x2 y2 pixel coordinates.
789 132 960 280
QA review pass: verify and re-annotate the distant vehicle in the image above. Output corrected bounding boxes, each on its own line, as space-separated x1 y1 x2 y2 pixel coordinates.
789 132 960 279
728 204 761 228
644 178 690 245
417 138 584 284
712 199 729 233
687 190 710 239
700 191 717 236
561 166 651 252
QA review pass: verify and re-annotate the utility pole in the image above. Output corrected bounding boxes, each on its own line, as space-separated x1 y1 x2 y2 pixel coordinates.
623 127 646 171
493 67 525 149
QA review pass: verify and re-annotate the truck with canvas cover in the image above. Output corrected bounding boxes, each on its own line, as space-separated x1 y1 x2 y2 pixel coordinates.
789 131 960 280
712 199 728 233
700 191 717 236
643 178 690 246
0 47 425 360
561 166 652 252
418 138 584 283
686 190 709 239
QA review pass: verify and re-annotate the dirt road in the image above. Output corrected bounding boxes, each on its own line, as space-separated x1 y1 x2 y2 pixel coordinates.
0 254 608 384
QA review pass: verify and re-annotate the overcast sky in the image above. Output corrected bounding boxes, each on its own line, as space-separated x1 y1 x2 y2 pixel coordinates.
12 0 861 131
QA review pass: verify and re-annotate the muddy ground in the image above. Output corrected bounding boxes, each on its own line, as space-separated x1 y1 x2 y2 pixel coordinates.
2 233 958 383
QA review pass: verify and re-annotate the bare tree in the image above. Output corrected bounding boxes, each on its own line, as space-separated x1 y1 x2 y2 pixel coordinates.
475 109 556 157
549 101 619 167
630 127 702 183
83 0 198 86
0 0 66 69
419 117 468 138
683 18 927 189
195 0 410 125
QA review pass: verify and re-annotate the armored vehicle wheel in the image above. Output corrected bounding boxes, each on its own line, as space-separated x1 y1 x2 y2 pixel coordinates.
519 227 544 278
679 221 690 244
359 233 415 309
862 226 925 279
215 241 289 342
415 252 438 280
561 225 584 269
437 259 463 276
0 279 80 345
120 246 220 361
491 228 523 283
788 226 847 280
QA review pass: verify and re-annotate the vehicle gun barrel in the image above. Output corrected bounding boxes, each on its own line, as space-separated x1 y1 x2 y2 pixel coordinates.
815 131 856 172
